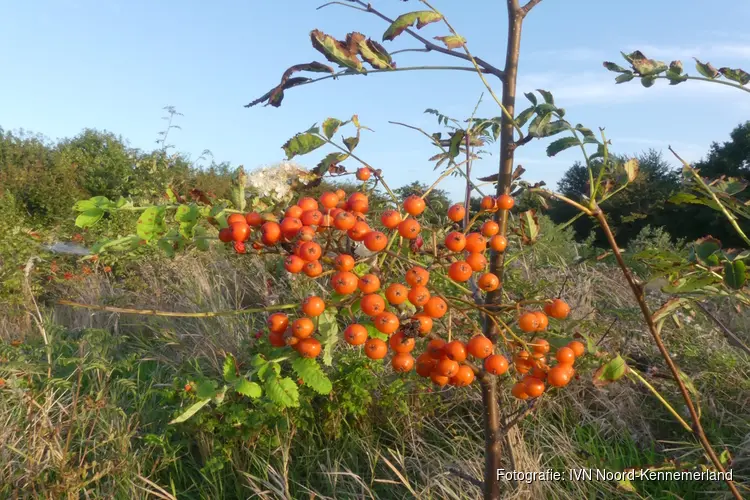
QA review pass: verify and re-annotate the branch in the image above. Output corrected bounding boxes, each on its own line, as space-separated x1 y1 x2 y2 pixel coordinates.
346 0 505 79
446 467 483 488
519 0 543 17
56 299 298 318
501 399 537 434
692 301 750 356
316 1 368 12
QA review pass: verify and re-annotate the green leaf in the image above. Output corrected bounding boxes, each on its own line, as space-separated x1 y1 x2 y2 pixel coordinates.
73 199 97 212
448 130 466 159
318 308 339 367
662 276 719 294
282 132 326 160
592 355 628 387
652 297 688 323
718 67 750 85
615 72 635 84
356 36 394 69
234 379 262 398
724 260 747 289
536 89 554 105
666 71 688 85
169 399 211 424
546 136 580 157
365 323 388 342
603 61 629 73
640 75 656 87
524 92 537 106
316 152 349 176
75 208 104 228
166 188 178 203
231 168 247 212
669 60 683 75
343 136 359 152
194 226 210 251
264 375 300 408
515 107 536 128
136 206 167 241
322 118 343 139
694 236 722 266
194 379 218 399
223 354 238 382
433 34 465 50
291 357 333 395
519 209 540 244
175 204 199 223
382 11 443 42
310 30 364 72
157 238 176 258
575 125 598 144
528 112 552 138
694 58 719 79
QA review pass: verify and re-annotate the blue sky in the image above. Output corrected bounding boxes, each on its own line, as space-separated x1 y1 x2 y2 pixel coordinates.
2 0 750 202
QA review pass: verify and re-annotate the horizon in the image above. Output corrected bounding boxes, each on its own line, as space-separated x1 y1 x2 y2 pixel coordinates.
2 0 749 202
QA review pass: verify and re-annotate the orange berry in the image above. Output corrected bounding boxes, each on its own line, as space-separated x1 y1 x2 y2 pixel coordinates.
407 285 431 307
334 211 356 230
246 212 263 227
363 231 388 252
299 241 322 262
365 338 388 359
385 283 409 305
360 294 386 316
443 340 467 362
416 352 437 377
465 252 487 272
298 226 316 241
269 330 286 347
484 354 509 375
285 206 303 219
489 235 507 252
298 197 318 212
231 222 250 242
301 209 323 227
430 371 450 387
515 358 533 374
467 335 494 359
435 358 459 377
511 382 529 400
380 209 402 229
218 227 233 243
403 195 426 216
447 204 466 222
261 221 281 245
284 255 305 274
524 376 545 398
534 312 549 331
373 312 400 335
227 213 246 225
445 231 466 252
267 313 289 334
423 297 447 318
412 314 433 334
556 346 576 365
518 312 540 333
292 318 315 339
427 339 446 359
280 217 303 239
480 221 500 237
348 221 371 241
356 167 372 181
331 271 359 295
477 272 500 291
451 365 476 387
319 192 339 209
531 338 550 355
389 331 415 353
480 195 497 212
405 266 430 287
448 261 473 282
301 296 326 317
303 260 323 277
391 352 415 373
548 365 573 387
297 338 322 358
344 324 368 346
358 274 381 294
497 194 514 211
464 233 486 253
334 254 355 272
567 340 585 358
397 218 421 239
548 298 570 319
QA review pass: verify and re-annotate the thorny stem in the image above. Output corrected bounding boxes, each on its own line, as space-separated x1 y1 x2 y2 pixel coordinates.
593 207 742 500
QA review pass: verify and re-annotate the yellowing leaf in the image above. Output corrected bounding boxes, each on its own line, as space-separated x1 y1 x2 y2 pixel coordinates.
311 30 364 72
434 35 465 50
382 11 443 42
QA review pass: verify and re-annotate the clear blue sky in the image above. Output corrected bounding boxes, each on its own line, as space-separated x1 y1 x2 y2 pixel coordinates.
2 0 749 202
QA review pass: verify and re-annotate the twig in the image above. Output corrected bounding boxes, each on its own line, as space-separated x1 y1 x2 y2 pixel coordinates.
447 467 484 488
596 317 618 346
56 299 298 317
519 0 543 16
692 301 750 356
501 399 537 434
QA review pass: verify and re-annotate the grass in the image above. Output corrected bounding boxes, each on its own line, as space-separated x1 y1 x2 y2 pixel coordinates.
1 226 749 499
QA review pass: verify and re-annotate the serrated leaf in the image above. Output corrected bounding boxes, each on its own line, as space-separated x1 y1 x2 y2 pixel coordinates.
169 399 211 424
592 355 628 387
223 354 237 382
652 297 688 323
528 112 552 138
615 72 635 84
322 118 343 139
640 75 656 87
194 379 218 399
666 71 688 85
724 260 747 289
718 67 750 85
662 276 718 294
448 130 465 159
519 209 540 244
282 132 326 160
73 199 97 212
630 54 667 76
694 58 719 79
246 61 334 108
343 136 359 152
75 209 104 228
382 11 443 42
515 107 536 128
291 357 332 395
264 375 300 408
364 323 388 341
157 238 175 258
318 308 339 367
347 33 394 70
603 61 629 73
234 379 262 398
694 236 722 266
546 136 580 157
311 30 364 72
175 204 199 223
434 34 465 49
136 206 167 241
524 92 537 106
